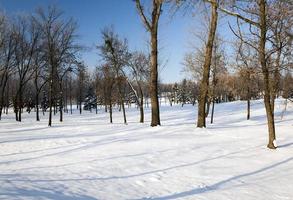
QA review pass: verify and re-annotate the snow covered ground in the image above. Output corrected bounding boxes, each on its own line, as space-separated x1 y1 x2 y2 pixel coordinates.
0 99 292 200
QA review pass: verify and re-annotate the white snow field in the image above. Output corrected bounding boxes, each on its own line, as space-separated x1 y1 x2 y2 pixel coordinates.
0 99 292 200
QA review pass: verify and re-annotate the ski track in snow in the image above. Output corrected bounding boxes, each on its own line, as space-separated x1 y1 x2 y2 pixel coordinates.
0 99 292 200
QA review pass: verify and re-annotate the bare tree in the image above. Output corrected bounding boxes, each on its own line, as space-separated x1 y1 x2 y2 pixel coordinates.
129 51 150 123
196 0 219 128
99 64 115 123
135 0 164 126
210 35 226 124
32 46 48 121
34 6 79 126
235 39 259 120
76 62 86 115
267 1 293 112
12 15 40 122
218 0 291 149
0 14 15 120
98 28 131 124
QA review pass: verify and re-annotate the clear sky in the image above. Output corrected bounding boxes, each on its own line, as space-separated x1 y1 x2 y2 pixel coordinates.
0 0 234 83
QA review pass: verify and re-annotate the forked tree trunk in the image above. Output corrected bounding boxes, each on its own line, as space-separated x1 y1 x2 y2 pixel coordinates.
197 2 218 128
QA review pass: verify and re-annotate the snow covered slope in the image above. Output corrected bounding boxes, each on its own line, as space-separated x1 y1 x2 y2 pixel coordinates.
0 100 292 200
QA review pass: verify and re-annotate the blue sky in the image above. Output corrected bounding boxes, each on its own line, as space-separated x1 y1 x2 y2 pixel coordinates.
0 0 234 83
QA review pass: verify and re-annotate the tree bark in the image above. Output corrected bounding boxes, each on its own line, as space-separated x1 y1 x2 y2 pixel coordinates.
197 2 218 128
0 73 9 120
150 31 161 126
135 0 161 127
259 0 276 149
211 99 215 124
138 82 144 123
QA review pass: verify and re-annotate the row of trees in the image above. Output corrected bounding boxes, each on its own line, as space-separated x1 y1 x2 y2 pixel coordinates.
0 1 292 149
137 0 293 149
0 6 81 125
187 0 293 149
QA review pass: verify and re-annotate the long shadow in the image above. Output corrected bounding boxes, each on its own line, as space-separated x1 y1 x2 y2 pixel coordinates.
0 136 130 165
2 145 261 182
137 157 293 200
278 142 293 148
0 125 144 145
0 129 168 165
0 187 96 200
16 148 176 171
0 142 80 157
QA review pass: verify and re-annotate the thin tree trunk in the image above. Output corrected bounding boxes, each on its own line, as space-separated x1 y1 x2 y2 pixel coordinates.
138 83 144 123
0 74 9 120
79 100 82 114
69 77 72 115
247 98 250 120
48 77 53 126
117 81 127 124
59 91 63 122
36 92 40 121
211 99 215 124
206 99 211 118
109 99 113 123
197 2 218 128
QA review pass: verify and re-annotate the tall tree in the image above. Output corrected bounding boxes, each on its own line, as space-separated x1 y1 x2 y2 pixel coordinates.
0 14 15 120
34 6 79 126
197 0 219 127
129 51 150 123
13 15 40 122
98 28 131 124
135 0 163 126
218 0 292 149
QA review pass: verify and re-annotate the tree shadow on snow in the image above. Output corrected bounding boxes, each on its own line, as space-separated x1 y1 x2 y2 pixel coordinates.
0 187 97 200
135 157 293 200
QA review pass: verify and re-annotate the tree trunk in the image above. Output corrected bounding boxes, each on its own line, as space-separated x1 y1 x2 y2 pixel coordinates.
150 31 160 126
48 77 54 126
259 0 276 149
59 91 63 122
138 83 144 123
211 99 215 124
206 99 211 118
247 71 251 120
109 99 113 123
271 49 281 113
16 86 23 122
0 74 9 120
117 81 127 124
79 99 82 114
69 77 72 115
36 92 40 121
247 98 250 120
197 2 218 128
